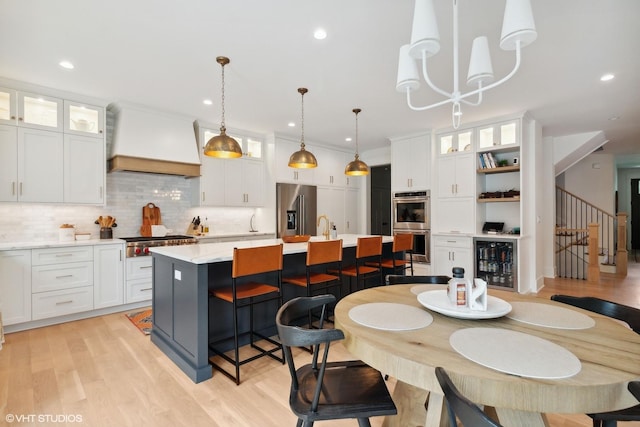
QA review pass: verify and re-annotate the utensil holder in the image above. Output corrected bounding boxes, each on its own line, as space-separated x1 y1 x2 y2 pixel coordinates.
100 227 113 239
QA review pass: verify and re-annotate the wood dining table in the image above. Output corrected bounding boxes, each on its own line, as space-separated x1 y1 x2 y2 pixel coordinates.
334 284 640 427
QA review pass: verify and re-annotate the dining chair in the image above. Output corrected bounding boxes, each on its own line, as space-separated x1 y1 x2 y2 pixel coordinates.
331 235 383 294
434 366 504 427
386 274 451 285
208 243 285 384
276 294 397 427
550 294 640 426
369 233 414 276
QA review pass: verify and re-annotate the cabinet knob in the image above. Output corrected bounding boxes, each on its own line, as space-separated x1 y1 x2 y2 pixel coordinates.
18 117 23 121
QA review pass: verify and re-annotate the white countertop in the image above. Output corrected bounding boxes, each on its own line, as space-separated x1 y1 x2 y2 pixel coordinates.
0 238 125 251
195 231 274 240
151 234 393 264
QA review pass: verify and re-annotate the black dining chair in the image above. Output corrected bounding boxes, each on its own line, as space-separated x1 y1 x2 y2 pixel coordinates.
550 294 640 427
435 366 503 427
276 294 397 427
386 274 451 285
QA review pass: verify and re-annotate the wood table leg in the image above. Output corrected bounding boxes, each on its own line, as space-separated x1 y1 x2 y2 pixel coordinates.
494 407 551 427
382 380 450 427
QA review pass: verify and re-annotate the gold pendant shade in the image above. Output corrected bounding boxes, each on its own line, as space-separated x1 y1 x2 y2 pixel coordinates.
204 56 242 159
288 88 318 169
345 108 369 176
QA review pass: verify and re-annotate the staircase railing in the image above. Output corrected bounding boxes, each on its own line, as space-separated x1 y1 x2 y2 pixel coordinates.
555 186 616 280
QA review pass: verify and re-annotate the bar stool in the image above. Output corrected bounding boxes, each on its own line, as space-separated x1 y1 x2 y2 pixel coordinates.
282 239 343 334
371 233 414 276
208 243 284 385
334 235 383 293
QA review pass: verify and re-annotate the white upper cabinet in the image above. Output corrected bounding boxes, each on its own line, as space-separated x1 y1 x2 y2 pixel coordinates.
477 120 519 151
0 87 17 125
17 91 63 131
437 129 473 156
314 146 347 186
64 100 105 138
391 133 431 192
63 134 105 204
18 127 64 203
0 124 18 201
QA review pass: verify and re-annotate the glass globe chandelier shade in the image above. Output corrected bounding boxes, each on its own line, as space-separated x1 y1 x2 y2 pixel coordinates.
288 88 318 169
204 56 242 158
396 0 537 129
345 108 369 176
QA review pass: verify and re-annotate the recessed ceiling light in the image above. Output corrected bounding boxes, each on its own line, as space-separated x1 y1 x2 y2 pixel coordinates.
59 60 74 70
345 137 352 142
288 122 295 127
203 99 213 105
313 28 327 40
600 73 615 82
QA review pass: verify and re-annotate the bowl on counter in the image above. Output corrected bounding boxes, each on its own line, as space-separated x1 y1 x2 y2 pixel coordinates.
281 234 311 243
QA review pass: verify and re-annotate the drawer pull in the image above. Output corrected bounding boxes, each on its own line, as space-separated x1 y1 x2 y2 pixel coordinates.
55 253 74 257
141 288 152 291
55 300 73 305
140 265 153 269
56 274 74 279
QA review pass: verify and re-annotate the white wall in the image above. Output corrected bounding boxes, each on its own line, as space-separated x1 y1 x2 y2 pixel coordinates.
562 152 616 214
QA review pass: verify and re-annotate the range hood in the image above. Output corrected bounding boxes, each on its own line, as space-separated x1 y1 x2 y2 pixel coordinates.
108 102 201 177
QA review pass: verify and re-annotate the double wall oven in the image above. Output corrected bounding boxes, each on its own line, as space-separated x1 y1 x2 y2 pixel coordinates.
393 190 430 263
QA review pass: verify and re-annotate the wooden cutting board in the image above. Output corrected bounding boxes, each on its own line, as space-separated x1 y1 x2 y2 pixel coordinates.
140 203 162 237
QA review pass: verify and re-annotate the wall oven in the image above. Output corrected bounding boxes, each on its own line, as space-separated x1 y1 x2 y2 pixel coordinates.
393 191 430 230
393 229 430 263
393 190 430 263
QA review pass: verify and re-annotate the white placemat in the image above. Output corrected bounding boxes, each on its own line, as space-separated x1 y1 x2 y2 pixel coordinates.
348 303 433 331
450 327 582 379
507 302 595 329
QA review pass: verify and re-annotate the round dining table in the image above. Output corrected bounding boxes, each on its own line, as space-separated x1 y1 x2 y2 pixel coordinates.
334 284 640 427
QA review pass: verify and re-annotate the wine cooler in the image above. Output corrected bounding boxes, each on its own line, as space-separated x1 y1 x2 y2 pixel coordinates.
475 238 517 291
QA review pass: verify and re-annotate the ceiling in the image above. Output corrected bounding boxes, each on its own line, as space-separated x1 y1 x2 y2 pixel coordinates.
1 0 639 167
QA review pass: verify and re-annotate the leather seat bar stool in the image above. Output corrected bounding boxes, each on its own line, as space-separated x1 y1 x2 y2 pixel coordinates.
208 243 285 384
369 233 414 276
282 239 343 332
332 235 383 294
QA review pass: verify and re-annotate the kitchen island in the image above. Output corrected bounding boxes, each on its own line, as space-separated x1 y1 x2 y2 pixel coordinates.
149 234 393 383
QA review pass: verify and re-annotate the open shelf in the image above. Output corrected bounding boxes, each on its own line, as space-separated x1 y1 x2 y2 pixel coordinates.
477 165 520 174
478 197 520 203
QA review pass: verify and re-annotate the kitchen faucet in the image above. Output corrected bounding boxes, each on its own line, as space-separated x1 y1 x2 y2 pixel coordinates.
317 214 330 240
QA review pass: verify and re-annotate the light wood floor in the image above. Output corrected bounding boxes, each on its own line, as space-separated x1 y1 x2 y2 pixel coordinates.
1 259 639 427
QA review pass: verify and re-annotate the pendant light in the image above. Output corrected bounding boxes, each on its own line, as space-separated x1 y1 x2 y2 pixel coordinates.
345 108 369 176
203 56 242 158
288 88 318 169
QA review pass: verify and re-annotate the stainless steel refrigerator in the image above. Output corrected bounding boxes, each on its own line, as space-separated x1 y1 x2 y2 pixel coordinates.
276 183 317 237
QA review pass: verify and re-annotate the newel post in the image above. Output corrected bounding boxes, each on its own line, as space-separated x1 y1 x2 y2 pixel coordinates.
617 212 628 276
587 223 600 283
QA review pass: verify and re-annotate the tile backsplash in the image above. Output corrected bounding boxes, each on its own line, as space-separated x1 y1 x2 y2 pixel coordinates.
0 171 267 242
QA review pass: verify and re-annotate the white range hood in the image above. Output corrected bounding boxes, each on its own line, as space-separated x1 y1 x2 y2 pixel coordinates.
108 102 201 177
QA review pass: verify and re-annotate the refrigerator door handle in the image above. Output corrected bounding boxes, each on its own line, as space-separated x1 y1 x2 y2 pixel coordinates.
298 194 305 235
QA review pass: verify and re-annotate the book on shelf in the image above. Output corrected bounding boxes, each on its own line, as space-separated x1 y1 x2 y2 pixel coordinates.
478 154 486 169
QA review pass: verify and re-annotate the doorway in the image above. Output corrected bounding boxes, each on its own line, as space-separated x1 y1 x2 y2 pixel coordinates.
370 164 391 235
632 179 640 254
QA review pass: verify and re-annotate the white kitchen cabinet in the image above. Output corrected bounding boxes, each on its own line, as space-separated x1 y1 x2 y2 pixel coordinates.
0 250 32 325
64 133 105 204
432 235 473 278
437 129 473 155
391 133 430 192
64 100 105 138
0 87 17 125
125 256 153 303
18 127 64 202
0 124 18 202
436 152 475 198
344 187 359 234
93 244 124 309
224 159 264 206
17 91 63 131
197 156 225 206
477 120 519 151
314 146 345 187
274 137 315 184
317 186 345 236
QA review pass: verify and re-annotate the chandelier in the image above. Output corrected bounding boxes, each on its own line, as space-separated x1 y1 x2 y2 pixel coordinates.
396 0 537 129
